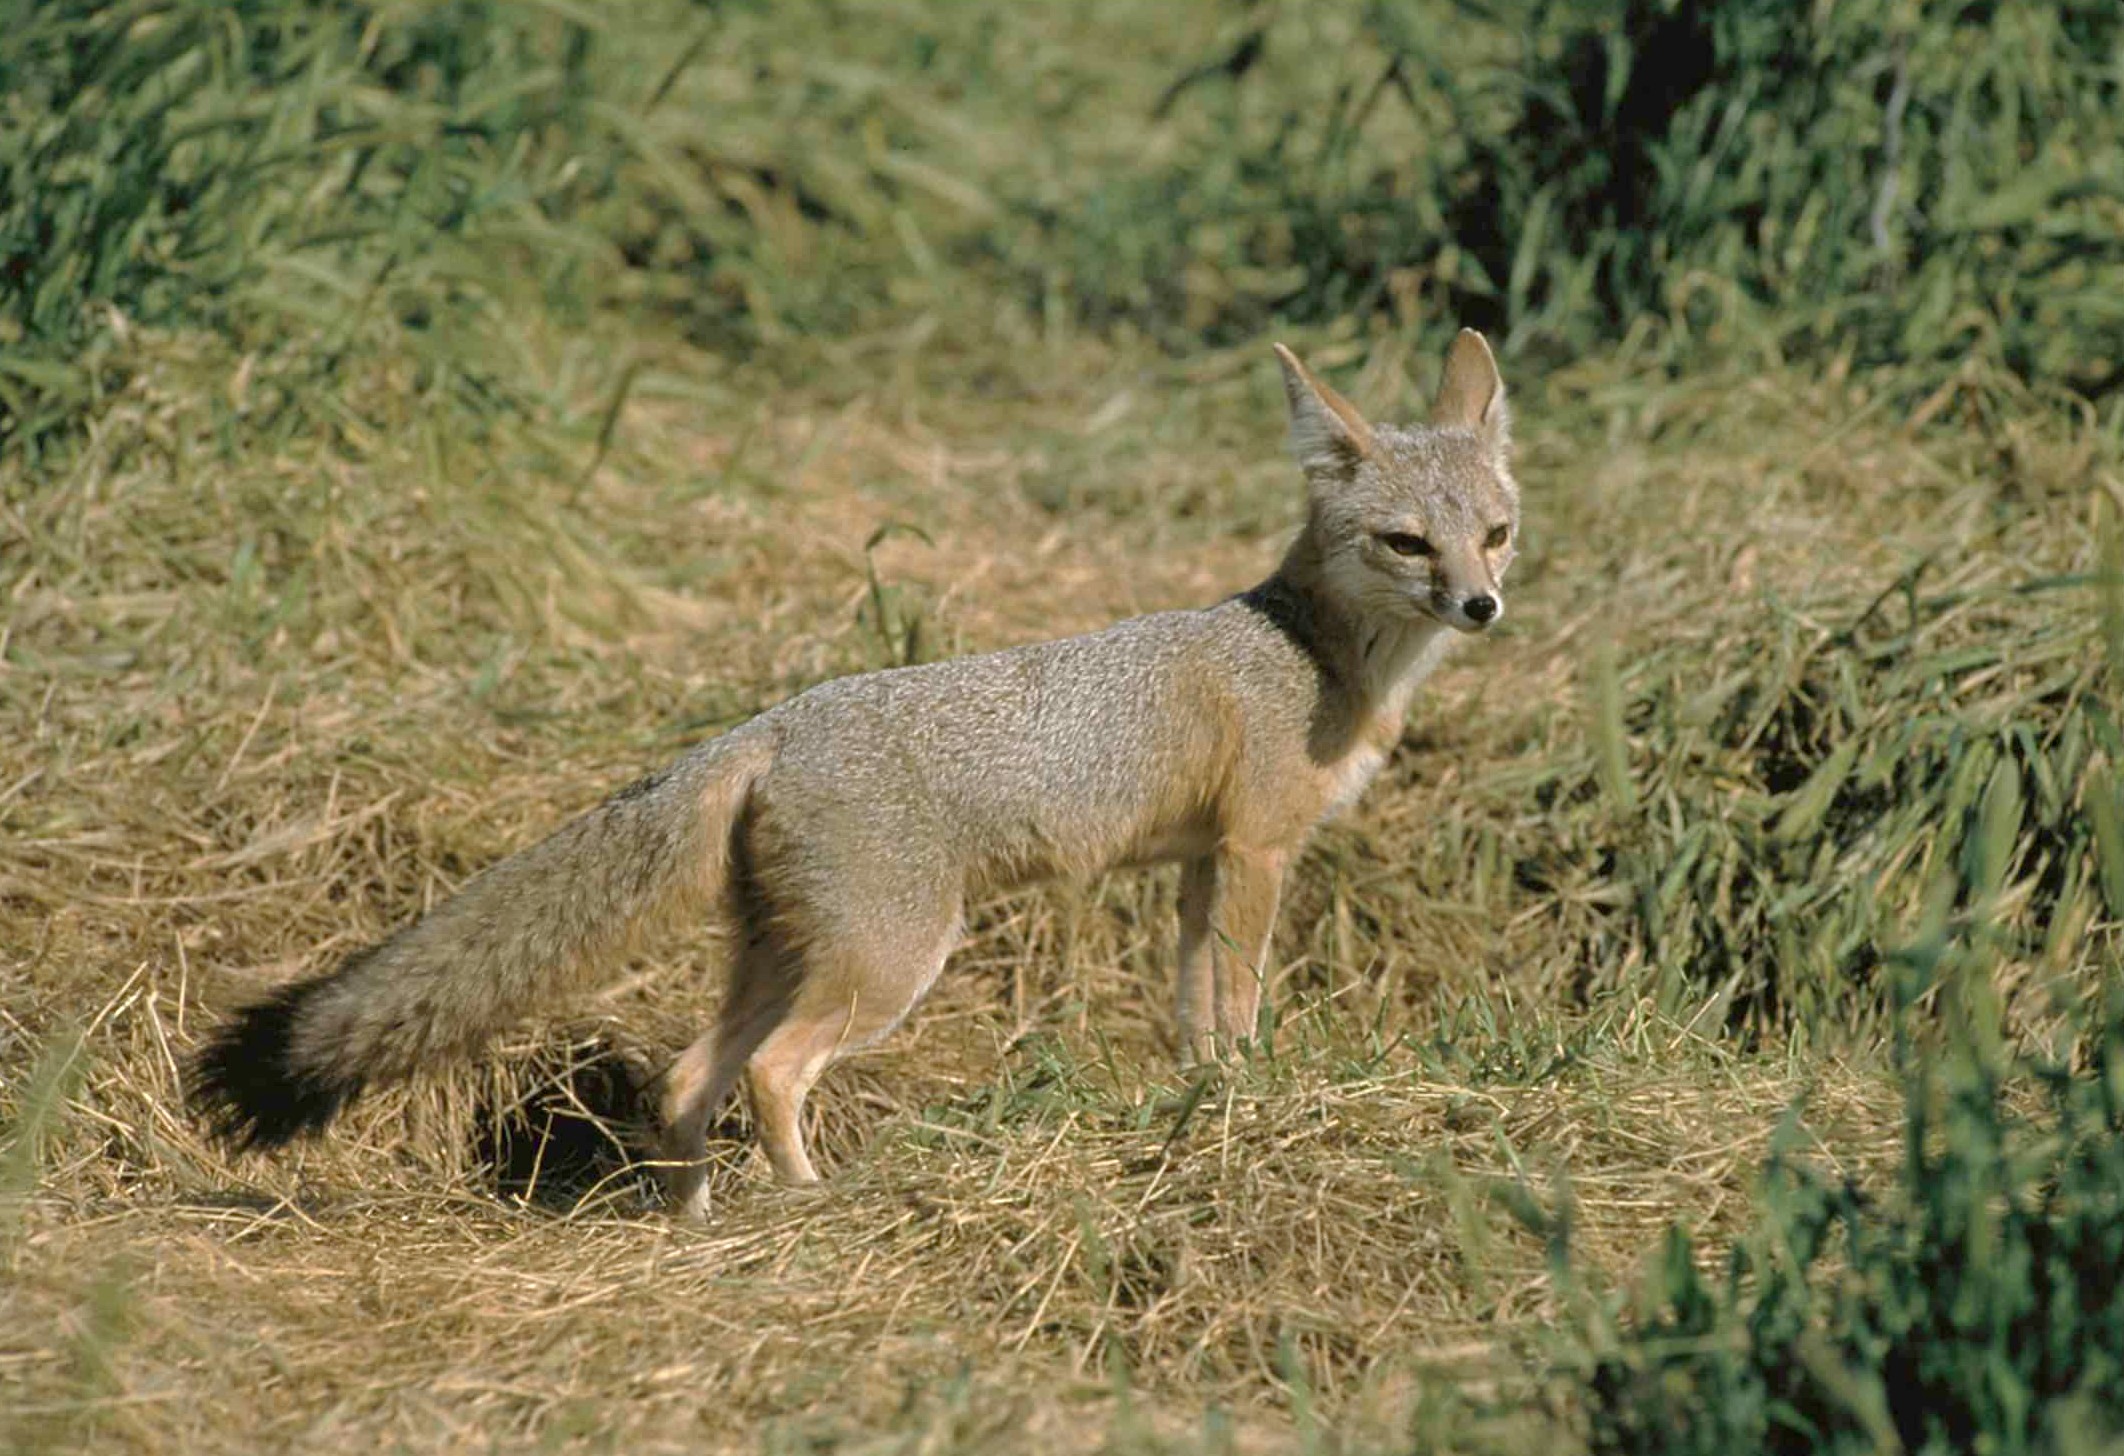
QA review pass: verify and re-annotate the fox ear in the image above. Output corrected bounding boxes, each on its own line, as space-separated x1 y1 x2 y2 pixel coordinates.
1273 343 1375 483
1432 329 1508 446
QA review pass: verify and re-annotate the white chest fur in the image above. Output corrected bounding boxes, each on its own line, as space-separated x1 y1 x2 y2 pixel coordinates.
1322 742 1391 819
1364 620 1455 707
1319 621 1456 821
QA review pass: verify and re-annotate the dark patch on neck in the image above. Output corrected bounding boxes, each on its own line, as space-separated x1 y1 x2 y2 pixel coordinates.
1233 575 1380 767
1234 577 1344 683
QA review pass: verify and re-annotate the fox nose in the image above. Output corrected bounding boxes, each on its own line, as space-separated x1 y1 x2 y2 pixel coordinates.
1463 595 1499 626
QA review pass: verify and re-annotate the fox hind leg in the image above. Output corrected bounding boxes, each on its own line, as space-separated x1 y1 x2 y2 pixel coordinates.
657 932 793 1218
743 898 962 1186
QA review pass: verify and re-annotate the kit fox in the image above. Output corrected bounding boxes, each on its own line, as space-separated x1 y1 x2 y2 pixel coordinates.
193 331 1521 1218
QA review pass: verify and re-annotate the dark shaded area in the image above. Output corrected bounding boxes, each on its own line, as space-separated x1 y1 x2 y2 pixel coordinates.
471 1038 660 1211
1127 0 2122 395
1441 1 1719 340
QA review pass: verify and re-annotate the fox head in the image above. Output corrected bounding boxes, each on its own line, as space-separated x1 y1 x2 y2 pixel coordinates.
1273 331 1519 635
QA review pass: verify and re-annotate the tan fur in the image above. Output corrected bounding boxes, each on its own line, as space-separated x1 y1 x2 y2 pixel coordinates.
289 732 774 1088
194 331 1524 1220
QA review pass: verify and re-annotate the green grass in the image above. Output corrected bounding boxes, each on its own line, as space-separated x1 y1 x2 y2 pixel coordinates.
10 1 2120 456
1572 968 2124 1455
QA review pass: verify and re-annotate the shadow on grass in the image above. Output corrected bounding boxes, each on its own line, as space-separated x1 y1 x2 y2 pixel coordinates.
472 1038 664 1213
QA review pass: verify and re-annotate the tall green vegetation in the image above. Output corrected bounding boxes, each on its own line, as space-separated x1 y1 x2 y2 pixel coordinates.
1106 0 2124 396
1574 940 2124 1453
8 0 2119 459
1536 539 2103 1032
1544 456 2124 1452
2 0 617 452
0 0 970 454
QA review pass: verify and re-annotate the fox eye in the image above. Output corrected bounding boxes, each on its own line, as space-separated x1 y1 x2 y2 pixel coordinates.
1485 524 1511 550
1379 532 1435 558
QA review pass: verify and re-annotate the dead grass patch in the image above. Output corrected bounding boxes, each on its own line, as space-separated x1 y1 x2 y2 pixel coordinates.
0 329 2102 1450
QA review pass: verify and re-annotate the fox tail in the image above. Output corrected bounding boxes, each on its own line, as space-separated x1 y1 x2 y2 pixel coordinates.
191 733 771 1149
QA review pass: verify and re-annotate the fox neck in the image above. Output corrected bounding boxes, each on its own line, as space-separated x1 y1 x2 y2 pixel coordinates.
1271 527 1455 719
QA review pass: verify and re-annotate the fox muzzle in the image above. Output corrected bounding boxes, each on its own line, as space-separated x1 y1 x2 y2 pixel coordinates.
1436 591 1503 633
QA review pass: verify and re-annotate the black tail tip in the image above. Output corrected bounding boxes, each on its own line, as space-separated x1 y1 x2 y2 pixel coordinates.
189 982 361 1152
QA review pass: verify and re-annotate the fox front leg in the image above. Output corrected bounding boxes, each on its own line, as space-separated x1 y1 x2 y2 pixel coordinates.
1176 846 1285 1063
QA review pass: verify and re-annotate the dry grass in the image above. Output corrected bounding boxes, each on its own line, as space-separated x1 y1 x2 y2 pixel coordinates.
0 319 2103 1450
